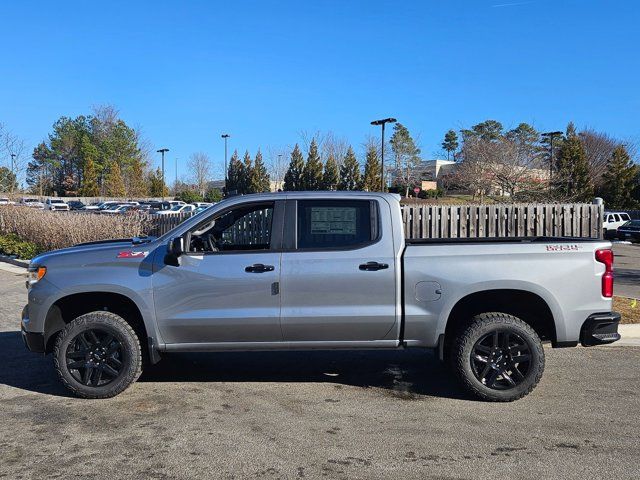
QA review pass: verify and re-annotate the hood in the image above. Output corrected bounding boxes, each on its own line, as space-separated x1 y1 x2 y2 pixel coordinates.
30 237 157 267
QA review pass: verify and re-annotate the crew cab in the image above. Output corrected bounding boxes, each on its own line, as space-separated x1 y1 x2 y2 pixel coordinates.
21 192 620 401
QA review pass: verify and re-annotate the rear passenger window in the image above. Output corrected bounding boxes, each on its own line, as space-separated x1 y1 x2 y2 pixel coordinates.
296 200 377 250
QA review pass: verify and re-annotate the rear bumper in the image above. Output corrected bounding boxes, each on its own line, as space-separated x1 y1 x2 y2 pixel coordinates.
580 312 621 346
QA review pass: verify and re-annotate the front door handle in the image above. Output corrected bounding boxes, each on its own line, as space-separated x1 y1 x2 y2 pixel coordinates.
359 261 389 271
245 263 275 273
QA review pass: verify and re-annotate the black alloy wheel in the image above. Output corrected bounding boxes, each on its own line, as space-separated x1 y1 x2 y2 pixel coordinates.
65 329 125 387
470 330 531 390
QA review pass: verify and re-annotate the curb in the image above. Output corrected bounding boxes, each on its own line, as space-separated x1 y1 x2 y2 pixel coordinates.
0 255 29 269
619 324 640 340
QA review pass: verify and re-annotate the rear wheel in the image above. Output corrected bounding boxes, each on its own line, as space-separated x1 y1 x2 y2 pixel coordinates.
452 312 545 402
53 311 142 398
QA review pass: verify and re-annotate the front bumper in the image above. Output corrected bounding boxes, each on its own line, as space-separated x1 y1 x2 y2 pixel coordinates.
580 312 621 346
21 305 45 353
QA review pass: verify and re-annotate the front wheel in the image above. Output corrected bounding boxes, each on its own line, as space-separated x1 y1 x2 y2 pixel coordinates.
452 312 545 402
53 311 142 398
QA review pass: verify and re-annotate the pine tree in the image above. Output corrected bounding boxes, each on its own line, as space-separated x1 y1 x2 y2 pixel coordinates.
80 136 100 197
226 150 244 194
283 144 305 191
600 145 639 209
362 143 381 191
240 150 253 194
127 159 148 197
302 139 323 190
553 122 593 201
104 161 126 197
322 154 339 190
148 167 168 197
442 130 459 160
338 147 361 190
250 150 271 193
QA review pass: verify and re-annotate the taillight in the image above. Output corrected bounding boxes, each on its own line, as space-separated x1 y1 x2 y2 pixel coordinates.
595 249 614 298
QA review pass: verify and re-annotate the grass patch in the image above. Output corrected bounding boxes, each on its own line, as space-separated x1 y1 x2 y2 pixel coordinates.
614 296 640 324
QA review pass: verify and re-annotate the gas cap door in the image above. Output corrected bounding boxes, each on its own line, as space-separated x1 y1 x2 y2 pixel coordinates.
415 281 442 302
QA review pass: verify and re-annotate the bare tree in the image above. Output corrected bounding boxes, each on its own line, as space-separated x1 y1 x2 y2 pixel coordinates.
0 122 27 193
578 129 620 188
187 152 213 197
298 130 350 166
266 146 289 190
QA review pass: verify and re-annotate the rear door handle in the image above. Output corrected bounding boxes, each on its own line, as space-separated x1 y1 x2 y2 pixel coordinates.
245 263 275 273
359 261 389 271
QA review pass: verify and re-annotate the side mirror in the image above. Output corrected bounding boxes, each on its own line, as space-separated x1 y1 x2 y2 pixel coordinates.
164 237 184 266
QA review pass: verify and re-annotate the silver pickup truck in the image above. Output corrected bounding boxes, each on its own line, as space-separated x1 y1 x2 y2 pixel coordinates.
21 192 620 401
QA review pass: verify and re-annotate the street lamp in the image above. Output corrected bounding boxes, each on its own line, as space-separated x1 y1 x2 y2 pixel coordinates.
370 118 396 191
156 148 169 201
10 154 16 193
541 131 563 184
221 134 230 192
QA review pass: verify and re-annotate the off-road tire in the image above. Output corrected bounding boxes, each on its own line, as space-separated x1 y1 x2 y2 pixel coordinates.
53 311 142 398
452 312 545 402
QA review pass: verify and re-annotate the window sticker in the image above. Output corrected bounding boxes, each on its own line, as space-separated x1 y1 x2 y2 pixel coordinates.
310 207 356 235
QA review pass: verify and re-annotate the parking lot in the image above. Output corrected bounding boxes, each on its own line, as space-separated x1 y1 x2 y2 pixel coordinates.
0 267 639 479
612 242 640 299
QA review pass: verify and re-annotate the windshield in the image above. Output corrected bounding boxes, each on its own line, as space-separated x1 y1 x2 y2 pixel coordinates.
170 205 183 211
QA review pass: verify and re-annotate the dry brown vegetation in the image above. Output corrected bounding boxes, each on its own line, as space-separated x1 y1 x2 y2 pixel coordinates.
0 206 152 252
614 296 640 324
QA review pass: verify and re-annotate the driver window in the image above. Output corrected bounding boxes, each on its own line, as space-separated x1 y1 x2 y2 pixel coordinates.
188 202 274 253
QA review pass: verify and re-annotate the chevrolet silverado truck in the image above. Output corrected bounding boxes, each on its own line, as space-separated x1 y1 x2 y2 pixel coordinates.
21 192 621 401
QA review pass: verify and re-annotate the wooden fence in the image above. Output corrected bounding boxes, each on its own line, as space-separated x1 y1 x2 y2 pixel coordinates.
401 203 604 239
147 203 604 240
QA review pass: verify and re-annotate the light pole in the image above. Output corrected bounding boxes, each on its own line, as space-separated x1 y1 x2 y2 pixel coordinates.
221 134 230 192
10 154 16 193
370 118 396 191
156 148 169 201
541 131 562 185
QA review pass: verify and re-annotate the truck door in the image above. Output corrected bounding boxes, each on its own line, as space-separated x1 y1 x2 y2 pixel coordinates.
152 200 284 345
279 198 398 342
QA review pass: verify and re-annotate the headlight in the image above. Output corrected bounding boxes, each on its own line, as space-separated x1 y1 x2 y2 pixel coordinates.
27 265 47 286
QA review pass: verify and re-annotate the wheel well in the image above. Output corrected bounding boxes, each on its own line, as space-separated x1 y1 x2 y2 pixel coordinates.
44 292 148 354
444 289 556 346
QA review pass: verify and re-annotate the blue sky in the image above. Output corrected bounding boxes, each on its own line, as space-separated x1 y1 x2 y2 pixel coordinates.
1 0 638 180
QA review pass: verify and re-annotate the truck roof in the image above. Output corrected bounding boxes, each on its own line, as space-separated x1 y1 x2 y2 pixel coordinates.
223 191 401 202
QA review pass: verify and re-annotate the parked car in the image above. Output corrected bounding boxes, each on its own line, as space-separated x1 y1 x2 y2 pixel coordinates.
603 211 631 239
0 197 16 205
21 192 620 401
44 199 70 211
154 204 196 215
100 204 137 215
617 220 640 242
81 202 103 211
149 201 172 212
67 200 86 211
20 198 45 209
192 202 213 209
92 201 126 212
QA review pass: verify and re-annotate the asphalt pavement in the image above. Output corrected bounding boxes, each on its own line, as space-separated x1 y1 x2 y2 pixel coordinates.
612 242 640 299
0 267 639 479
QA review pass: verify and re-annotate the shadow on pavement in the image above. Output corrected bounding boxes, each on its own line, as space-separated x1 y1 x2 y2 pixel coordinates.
0 330 468 400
